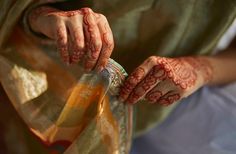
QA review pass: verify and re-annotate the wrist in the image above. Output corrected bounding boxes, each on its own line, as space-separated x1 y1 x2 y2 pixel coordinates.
206 51 236 85
184 56 214 86
28 6 58 33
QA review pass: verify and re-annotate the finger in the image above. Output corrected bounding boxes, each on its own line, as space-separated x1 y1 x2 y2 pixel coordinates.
157 91 181 106
127 65 167 104
56 22 69 64
95 14 114 72
145 79 172 104
67 15 85 64
119 56 159 102
81 8 102 71
67 29 74 60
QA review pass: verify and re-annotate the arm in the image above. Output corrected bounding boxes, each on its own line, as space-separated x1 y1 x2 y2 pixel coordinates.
119 38 236 105
207 45 236 85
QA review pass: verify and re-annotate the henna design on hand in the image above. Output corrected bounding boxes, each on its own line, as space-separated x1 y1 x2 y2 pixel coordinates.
145 90 163 103
28 6 114 70
29 6 82 19
81 8 102 71
184 57 213 83
70 42 85 64
95 16 114 72
158 58 197 89
120 56 213 105
52 10 82 17
158 93 180 106
69 25 85 64
56 26 69 63
119 67 145 101
127 65 166 103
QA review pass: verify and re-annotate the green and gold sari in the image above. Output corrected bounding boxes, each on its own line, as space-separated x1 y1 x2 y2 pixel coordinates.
0 0 236 153
0 1 133 153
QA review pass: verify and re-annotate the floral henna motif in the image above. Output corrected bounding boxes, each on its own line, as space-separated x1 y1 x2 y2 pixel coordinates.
119 67 145 100
52 10 82 17
70 28 85 64
158 93 180 106
101 22 114 51
184 57 213 83
56 27 69 63
127 66 166 103
120 56 213 105
81 8 102 70
30 6 82 18
145 90 162 103
30 6 114 70
96 22 114 70
71 44 85 64
156 58 197 89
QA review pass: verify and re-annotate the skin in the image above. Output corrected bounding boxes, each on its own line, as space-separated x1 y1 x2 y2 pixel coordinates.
29 6 236 106
119 45 236 105
119 56 213 105
28 6 114 72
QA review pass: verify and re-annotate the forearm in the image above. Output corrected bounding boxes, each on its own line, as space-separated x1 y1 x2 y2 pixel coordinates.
206 47 236 85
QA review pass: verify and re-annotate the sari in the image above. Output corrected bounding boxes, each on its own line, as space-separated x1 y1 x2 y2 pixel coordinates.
1 0 236 153
0 0 132 153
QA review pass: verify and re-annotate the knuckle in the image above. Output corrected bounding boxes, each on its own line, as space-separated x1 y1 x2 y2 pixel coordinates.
98 14 107 20
77 43 85 50
94 40 102 49
57 36 67 45
101 51 111 60
81 7 93 14
148 56 157 65
96 13 109 24
75 40 85 50
126 78 138 87
149 56 157 62
107 38 114 46
171 95 181 103
104 39 114 49
155 56 164 63
57 38 67 47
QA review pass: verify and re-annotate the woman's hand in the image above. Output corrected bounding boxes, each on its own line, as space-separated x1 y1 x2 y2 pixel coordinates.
119 56 213 105
28 6 114 72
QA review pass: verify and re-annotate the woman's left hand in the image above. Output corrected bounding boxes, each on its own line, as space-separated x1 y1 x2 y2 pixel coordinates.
28 7 114 72
119 56 213 105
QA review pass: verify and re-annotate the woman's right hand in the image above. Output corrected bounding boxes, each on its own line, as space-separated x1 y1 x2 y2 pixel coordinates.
119 56 213 105
28 6 114 72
